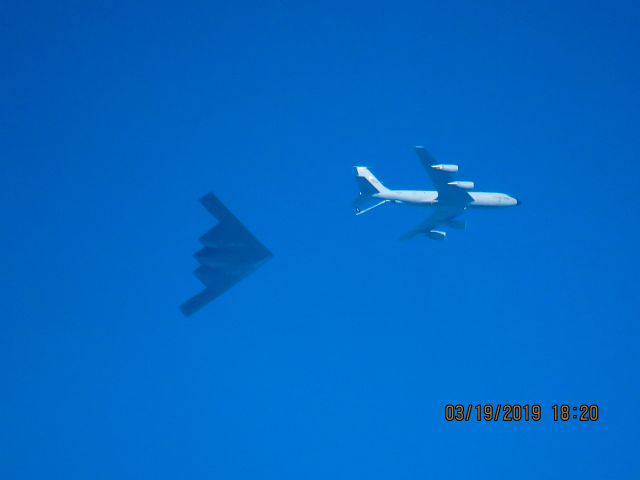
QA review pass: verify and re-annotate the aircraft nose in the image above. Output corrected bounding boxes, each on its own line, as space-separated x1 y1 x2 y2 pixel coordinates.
515 197 521 206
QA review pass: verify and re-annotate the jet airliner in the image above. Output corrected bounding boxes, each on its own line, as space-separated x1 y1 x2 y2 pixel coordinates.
354 146 520 240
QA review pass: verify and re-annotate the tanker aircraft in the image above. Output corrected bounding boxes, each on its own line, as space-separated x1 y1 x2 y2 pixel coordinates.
354 146 520 240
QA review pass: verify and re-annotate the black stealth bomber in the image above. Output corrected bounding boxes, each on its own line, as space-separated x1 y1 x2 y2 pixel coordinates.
180 193 272 316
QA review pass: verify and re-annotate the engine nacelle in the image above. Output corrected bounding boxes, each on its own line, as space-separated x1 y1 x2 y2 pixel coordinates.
431 164 459 172
447 181 474 190
427 230 447 240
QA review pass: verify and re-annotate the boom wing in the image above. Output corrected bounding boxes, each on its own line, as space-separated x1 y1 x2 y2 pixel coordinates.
180 193 273 316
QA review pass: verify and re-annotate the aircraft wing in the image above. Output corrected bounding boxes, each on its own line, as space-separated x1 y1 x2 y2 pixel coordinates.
180 192 273 317
400 205 467 240
415 146 473 205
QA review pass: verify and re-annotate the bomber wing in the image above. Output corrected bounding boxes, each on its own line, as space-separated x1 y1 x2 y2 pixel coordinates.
180 193 272 316
415 146 473 205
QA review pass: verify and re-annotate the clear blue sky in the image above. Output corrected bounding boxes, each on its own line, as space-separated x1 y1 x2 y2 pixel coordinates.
1 1 639 478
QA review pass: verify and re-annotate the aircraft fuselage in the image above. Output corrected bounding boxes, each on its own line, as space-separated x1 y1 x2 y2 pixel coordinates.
374 190 519 207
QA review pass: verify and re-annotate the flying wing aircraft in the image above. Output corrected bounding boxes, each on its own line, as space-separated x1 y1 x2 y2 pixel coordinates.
353 146 520 240
180 193 273 316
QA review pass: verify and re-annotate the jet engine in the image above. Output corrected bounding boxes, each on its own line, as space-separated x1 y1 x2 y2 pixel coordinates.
447 181 475 189
427 230 447 240
431 164 459 172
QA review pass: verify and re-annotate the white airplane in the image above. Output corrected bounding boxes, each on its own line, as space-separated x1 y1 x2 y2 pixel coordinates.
354 146 520 240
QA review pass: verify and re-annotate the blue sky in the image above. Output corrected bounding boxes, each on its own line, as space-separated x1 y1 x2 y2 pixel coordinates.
1 1 639 478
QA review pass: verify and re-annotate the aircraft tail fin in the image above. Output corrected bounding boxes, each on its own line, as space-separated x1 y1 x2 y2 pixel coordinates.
353 167 391 215
354 166 390 195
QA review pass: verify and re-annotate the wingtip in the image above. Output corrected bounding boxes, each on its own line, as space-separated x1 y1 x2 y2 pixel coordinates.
179 303 195 317
199 191 216 204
